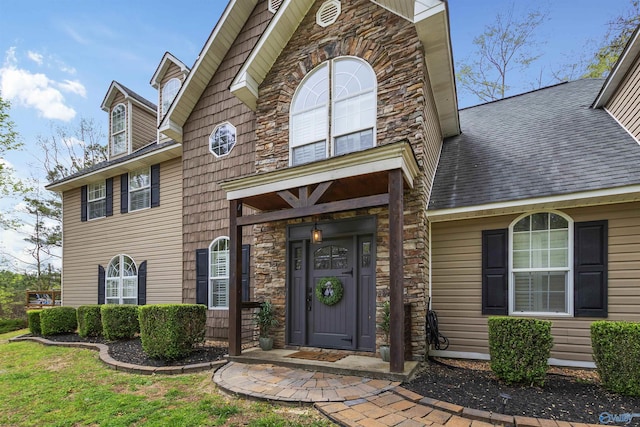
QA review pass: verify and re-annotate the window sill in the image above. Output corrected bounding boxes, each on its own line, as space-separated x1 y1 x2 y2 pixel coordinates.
509 311 573 318
209 307 229 311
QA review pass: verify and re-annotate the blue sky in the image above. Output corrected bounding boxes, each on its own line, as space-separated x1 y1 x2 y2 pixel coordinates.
0 0 633 270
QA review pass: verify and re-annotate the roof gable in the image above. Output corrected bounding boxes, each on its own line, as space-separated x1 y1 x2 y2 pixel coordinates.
100 81 157 113
150 52 190 89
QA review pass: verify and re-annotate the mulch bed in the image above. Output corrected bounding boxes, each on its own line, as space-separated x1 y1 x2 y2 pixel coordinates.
41 334 228 367
403 358 640 426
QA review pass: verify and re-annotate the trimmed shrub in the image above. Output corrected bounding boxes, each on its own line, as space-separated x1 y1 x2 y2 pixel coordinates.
591 321 640 396
488 317 553 386
40 307 77 336
139 304 206 360
77 305 102 338
27 310 43 335
101 305 139 341
0 318 27 334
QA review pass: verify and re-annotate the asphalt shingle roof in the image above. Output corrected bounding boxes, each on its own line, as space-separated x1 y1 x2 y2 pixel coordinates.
428 79 640 210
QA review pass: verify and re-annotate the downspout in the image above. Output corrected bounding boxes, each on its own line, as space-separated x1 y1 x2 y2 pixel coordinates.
428 220 432 310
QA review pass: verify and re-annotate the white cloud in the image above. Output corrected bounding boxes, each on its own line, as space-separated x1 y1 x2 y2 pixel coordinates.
58 79 86 97
0 47 80 121
27 50 43 66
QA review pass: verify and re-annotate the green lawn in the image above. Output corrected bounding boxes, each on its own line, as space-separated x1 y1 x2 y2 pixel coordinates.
0 330 334 427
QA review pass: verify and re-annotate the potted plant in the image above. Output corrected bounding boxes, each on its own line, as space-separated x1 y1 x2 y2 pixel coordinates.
254 301 279 351
379 301 391 362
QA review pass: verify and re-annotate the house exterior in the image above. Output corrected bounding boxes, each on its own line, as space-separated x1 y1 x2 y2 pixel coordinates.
47 0 640 372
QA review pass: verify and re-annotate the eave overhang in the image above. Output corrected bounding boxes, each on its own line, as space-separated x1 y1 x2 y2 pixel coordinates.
220 141 420 211
426 184 640 223
45 143 182 193
230 0 459 137
593 26 640 108
159 0 260 142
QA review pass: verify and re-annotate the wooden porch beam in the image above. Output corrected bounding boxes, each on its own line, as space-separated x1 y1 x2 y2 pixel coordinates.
276 189 301 208
306 181 332 206
389 169 405 373
276 181 334 209
237 193 389 226
228 200 243 356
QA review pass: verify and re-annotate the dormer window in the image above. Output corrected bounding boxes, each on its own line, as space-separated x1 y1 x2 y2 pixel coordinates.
290 56 376 166
161 78 180 117
111 104 126 155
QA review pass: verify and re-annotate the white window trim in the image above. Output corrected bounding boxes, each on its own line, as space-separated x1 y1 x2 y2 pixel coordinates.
87 181 106 221
111 103 127 156
289 56 377 166
508 210 574 317
161 78 181 117
128 167 151 212
209 236 230 310
209 122 237 158
105 254 138 305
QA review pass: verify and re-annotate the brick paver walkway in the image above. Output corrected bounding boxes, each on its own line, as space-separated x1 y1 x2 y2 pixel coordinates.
214 362 603 427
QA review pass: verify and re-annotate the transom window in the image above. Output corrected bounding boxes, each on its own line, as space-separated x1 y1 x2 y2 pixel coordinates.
129 167 150 211
106 254 137 305
161 78 180 117
510 212 573 315
87 181 106 220
209 122 236 158
111 104 126 155
290 56 376 166
209 237 230 309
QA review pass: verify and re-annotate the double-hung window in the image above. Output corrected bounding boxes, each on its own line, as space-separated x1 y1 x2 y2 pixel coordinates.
510 212 572 315
129 167 150 211
87 182 106 220
111 104 126 155
106 254 137 305
290 56 376 166
209 237 230 309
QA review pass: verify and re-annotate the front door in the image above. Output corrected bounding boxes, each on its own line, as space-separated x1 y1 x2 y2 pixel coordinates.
308 238 354 349
287 220 376 352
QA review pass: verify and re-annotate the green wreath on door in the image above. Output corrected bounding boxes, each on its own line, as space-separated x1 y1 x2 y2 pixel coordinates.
315 277 344 306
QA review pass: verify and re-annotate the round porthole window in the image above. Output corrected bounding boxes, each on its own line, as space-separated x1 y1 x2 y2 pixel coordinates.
209 122 236 157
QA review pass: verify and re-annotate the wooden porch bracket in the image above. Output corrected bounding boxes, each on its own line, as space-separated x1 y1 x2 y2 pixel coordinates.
276 181 333 208
229 200 243 357
389 169 405 373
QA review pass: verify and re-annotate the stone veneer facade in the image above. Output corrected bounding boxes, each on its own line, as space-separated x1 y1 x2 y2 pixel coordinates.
251 0 444 359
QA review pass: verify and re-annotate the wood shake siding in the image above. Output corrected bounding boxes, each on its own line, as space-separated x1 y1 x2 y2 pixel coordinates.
181 2 271 338
252 0 444 358
606 53 640 140
131 105 157 150
431 201 640 363
61 158 182 307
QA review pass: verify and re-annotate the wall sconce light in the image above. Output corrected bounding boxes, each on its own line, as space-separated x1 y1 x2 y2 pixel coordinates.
311 223 323 243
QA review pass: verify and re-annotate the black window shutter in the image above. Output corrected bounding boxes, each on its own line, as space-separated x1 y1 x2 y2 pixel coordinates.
242 244 250 302
98 265 105 304
574 220 608 318
138 260 147 305
195 249 208 305
482 229 509 315
81 185 88 222
120 173 129 213
150 164 160 208
105 178 113 217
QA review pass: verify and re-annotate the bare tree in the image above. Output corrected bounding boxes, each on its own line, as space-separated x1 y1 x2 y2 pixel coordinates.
456 4 549 104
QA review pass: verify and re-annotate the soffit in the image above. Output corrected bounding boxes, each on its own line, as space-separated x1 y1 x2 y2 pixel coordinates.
159 0 259 142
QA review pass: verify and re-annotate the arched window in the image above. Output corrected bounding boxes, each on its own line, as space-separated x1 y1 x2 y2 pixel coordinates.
510 212 573 315
106 254 137 305
290 56 376 166
111 104 126 155
161 78 180 117
209 237 230 309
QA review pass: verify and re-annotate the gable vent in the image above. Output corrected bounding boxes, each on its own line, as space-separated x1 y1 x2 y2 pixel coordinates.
268 0 283 14
316 0 341 27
